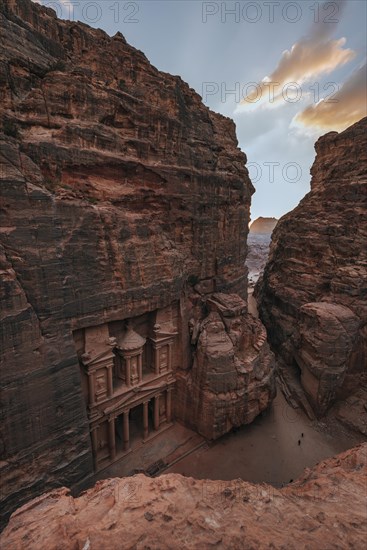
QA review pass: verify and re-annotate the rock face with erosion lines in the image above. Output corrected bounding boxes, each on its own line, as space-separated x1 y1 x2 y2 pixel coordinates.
256 118 367 416
0 0 275 527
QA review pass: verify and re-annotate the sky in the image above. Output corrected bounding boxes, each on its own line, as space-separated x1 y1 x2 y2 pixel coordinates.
36 0 367 221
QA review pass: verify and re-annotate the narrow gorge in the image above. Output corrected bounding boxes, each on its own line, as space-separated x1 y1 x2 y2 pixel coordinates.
256 118 367 422
0 0 366 547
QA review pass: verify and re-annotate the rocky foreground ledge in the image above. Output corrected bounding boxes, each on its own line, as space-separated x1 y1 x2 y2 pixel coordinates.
1 444 366 549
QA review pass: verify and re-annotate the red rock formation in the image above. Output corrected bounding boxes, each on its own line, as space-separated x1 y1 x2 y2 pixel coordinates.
1 444 366 549
179 293 275 439
257 118 367 415
0 0 275 527
250 216 278 234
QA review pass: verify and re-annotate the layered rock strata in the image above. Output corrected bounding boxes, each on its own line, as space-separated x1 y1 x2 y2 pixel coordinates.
0 0 275 527
1 444 366 549
257 118 367 415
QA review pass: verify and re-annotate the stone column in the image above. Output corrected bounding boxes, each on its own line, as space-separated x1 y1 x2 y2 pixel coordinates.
91 427 98 470
123 411 130 451
154 347 160 375
126 357 131 387
154 395 160 431
107 365 113 396
166 388 172 423
88 373 95 406
138 355 143 383
168 343 173 371
143 401 149 440
108 418 116 460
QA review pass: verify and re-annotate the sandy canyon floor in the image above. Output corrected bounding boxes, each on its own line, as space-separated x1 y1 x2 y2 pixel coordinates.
165 388 363 486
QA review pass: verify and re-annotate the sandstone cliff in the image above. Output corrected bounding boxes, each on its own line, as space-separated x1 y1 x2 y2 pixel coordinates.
257 118 367 415
1 444 366 549
0 0 275 528
250 216 278 234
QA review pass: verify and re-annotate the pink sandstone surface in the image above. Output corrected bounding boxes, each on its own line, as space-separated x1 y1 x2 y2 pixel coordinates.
1 444 366 549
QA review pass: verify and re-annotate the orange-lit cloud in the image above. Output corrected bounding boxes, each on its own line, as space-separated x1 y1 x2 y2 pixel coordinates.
264 37 354 87
295 63 367 131
242 0 355 105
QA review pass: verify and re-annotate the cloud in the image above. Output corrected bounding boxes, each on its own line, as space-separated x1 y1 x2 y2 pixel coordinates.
264 36 354 87
241 0 355 106
294 62 367 131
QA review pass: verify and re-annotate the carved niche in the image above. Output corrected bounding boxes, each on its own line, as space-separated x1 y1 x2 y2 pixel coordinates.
150 323 177 375
81 324 116 406
115 322 146 387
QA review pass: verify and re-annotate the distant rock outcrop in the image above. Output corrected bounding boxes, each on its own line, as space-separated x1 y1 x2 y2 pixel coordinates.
0 0 275 527
257 118 367 416
246 233 272 287
1 444 366 549
250 217 278 234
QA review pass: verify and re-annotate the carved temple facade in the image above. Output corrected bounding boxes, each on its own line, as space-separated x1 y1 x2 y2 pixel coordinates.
73 294 276 472
73 304 179 471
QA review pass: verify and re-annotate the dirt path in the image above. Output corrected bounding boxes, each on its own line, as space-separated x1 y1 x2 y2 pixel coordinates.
165 389 363 486
164 268 365 485
247 287 258 316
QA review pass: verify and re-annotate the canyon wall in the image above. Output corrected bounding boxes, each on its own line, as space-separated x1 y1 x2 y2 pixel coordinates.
0 0 275 527
1 444 366 549
257 118 367 415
